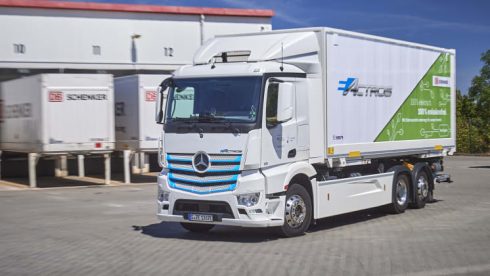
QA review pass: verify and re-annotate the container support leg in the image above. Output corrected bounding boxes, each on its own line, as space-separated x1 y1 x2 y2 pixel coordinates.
61 155 68 176
139 152 149 174
123 150 132 184
104 153 111 185
28 153 39 188
55 157 61 177
55 156 68 177
0 151 2 180
77 155 85 178
132 153 140 174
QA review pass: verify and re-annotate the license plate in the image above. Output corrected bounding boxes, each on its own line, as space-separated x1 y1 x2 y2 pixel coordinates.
187 213 214 222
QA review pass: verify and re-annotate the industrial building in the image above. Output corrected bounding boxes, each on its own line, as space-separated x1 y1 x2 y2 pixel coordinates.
0 0 273 186
0 0 273 81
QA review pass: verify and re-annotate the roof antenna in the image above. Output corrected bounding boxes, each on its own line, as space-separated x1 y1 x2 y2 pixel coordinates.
280 42 284 72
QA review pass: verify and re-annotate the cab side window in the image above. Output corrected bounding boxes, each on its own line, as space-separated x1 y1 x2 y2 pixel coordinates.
266 83 279 124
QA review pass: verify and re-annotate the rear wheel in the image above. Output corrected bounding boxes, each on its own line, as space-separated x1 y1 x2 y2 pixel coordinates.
180 223 214 233
279 184 312 237
386 173 410 214
411 170 429 209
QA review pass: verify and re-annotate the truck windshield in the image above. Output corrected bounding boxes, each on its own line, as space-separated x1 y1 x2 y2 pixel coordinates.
166 76 262 123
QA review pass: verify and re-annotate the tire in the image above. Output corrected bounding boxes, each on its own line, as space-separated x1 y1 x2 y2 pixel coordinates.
279 184 313 237
386 173 410 214
411 169 429 209
180 223 214 233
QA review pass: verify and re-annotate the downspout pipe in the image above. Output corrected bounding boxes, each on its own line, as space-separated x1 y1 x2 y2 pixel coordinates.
200 14 205 45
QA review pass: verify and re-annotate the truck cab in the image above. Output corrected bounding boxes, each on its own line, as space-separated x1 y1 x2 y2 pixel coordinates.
156 60 316 235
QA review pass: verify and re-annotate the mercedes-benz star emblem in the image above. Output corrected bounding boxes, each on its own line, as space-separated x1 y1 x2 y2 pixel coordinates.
192 151 210 173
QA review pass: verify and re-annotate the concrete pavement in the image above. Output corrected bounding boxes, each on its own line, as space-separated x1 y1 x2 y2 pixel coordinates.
0 156 489 275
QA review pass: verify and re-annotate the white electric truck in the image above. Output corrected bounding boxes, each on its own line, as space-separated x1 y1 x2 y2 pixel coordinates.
154 28 455 236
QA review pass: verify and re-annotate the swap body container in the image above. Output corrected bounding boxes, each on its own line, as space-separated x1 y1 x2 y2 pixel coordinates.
322 30 456 160
114 74 168 152
0 74 115 153
192 28 456 162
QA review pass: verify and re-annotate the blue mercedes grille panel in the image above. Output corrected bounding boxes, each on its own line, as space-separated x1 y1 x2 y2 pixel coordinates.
166 153 241 194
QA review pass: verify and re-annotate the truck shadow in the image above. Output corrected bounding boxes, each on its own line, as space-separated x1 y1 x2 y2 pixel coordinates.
309 201 442 232
308 208 387 233
133 206 425 242
132 222 281 243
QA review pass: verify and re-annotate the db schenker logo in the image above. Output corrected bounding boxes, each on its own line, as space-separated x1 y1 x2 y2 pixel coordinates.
48 91 108 101
145 91 157 102
49 91 64 102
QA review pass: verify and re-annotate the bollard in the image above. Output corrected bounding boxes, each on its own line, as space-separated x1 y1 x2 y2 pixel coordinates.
78 155 85 177
123 150 131 184
104 153 111 185
28 153 38 188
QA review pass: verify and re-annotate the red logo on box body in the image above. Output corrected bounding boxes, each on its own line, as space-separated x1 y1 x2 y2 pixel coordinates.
145 91 157 102
435 77 449 85
49 91 63 102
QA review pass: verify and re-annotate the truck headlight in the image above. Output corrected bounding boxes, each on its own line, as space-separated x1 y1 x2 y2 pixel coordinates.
237 193 260 207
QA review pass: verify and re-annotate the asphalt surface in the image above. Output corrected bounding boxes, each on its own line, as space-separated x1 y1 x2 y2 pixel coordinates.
0 156 489 276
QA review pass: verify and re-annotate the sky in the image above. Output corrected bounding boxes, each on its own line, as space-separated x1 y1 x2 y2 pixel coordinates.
66 0 490 93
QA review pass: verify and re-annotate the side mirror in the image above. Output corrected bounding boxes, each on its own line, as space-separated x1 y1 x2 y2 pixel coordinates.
276 82 294 123
155 77 173 124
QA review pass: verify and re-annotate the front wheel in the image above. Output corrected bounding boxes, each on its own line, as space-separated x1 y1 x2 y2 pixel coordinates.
279 184 312 237
180 223 214 233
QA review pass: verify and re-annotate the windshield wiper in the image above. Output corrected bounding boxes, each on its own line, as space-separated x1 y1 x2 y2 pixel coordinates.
169 117 199 123
197 113 226 122
169 115 242 134
197 114 243 134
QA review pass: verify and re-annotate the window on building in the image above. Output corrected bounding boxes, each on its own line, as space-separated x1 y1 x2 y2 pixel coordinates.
13 44 26 54
92 45 101 55
164 47 174 57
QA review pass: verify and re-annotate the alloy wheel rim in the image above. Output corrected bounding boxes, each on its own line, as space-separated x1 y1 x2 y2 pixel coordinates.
417 176 429 199
285 194 306 228
396 178 408 206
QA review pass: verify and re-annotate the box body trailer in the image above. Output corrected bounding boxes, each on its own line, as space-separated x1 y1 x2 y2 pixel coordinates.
153 28 455 236
0 74 115 153
114 74 169 152
114 74 169 183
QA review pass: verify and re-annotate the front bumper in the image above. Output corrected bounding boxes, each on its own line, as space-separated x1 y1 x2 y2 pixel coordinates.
156 169 285 228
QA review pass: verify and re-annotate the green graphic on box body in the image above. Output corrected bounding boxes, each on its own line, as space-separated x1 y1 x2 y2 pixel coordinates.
375 53 451 142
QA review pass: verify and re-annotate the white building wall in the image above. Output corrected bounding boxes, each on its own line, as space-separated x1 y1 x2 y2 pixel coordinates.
0 7 272 71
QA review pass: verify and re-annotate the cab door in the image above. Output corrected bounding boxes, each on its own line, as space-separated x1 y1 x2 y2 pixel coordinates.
260 77 298 168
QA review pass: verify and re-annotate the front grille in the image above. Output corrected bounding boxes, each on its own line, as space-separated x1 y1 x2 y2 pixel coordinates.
173 183 232 193
170 172 237 182
166 153 241 194
173 199 235 219
169 163 239 172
